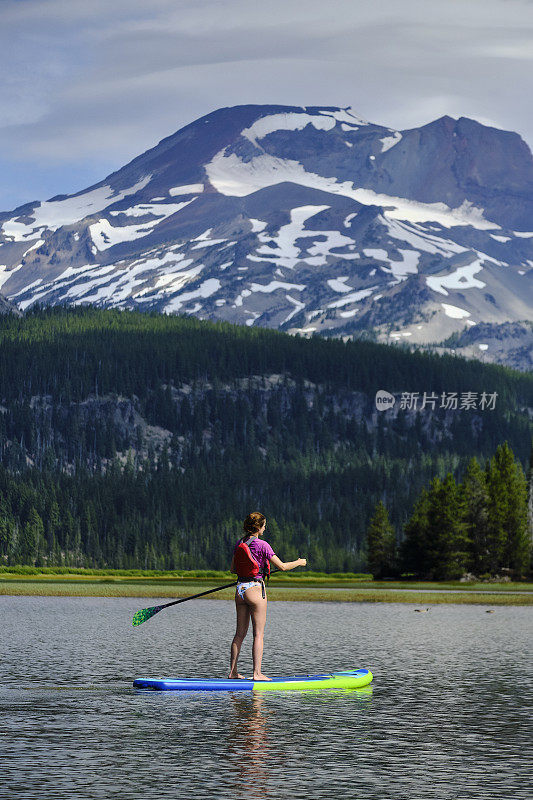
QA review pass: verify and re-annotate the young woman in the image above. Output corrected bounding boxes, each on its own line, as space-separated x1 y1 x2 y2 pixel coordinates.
229 512 306 680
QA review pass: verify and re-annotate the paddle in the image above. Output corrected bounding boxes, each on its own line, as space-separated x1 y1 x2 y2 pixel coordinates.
132 581 239 626
132 571 279 626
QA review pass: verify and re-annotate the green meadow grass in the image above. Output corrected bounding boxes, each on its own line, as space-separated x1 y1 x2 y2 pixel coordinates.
1 578 532 605
1 567 531 593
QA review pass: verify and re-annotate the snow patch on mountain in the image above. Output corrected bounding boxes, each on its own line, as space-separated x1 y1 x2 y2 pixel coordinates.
89 200 195 251
147 265 203 296
306 231 360 263
249 280 306 294
0 264 23 292
343 212 357 228
22 239 44 257
426 260 486 296
16 245 204 311
249 218 267 233
109 201 189 218
164 278 221 313
241 112 336 148
246 205 361 270
327 277 353 293
441 303 471 319
1 176 151 241
168 184 204 196
283 294 306 324
383 217 468 256
361 247 420 281
327 286 379 308
395 249 420 275
380 131 402 152
351 192 497 229
317 108 368 126
206 150 497 229
364 248 388 260
189 229 229 250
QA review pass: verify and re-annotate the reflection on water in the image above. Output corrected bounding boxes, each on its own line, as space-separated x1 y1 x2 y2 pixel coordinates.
226 688 373 799
227 686 373 800
1 596 532 799
229 694 270 797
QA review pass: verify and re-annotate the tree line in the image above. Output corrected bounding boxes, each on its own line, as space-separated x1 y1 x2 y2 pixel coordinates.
368 442 532 579
0 307 531 575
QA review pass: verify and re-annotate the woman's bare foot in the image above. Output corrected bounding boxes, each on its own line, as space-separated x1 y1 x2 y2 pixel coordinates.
253 673 271 681
228 672 246 679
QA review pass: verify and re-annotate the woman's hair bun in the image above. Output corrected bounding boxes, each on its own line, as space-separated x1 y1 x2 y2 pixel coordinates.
243 511 266 534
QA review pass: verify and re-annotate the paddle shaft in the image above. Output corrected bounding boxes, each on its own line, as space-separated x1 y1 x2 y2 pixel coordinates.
158 579 238 610
157 569 280 611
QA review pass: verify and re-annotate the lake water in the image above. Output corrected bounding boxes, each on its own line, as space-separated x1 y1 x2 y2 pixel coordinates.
2 596 532 800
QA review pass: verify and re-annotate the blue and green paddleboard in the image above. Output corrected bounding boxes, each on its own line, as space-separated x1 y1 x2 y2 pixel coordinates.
133 668 373 692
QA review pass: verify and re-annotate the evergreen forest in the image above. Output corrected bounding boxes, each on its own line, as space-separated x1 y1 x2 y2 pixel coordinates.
0 307 531 576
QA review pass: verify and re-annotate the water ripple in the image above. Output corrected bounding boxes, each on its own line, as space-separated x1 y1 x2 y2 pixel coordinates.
2 596 532 799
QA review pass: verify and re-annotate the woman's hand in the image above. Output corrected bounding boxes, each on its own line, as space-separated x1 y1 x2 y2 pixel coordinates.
271 554 306 572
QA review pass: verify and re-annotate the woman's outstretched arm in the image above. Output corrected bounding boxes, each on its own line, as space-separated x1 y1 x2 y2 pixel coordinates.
270 554 306 572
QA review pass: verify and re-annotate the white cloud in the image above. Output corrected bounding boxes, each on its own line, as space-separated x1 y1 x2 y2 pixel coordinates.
477 42 533 59
0 0 532 209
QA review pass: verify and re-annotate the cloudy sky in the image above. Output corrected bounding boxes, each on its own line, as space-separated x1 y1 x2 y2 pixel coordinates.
1 0 532 210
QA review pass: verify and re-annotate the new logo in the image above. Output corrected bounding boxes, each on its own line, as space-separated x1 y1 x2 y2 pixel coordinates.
375 390 395 411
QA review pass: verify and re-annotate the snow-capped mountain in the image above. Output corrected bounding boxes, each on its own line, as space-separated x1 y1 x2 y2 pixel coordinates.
1 104 532 367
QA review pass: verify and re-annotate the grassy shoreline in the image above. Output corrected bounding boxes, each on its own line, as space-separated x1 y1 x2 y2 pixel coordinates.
1 567 532 588
1 577 532 605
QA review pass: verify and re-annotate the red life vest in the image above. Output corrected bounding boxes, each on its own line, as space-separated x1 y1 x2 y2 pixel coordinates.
233 537 270 581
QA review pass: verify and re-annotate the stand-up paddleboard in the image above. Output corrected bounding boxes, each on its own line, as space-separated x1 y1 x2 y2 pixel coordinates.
133 668 372 692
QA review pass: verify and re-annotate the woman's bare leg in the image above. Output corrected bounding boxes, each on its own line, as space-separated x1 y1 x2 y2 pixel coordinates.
229 594 250 678
244 585 270 680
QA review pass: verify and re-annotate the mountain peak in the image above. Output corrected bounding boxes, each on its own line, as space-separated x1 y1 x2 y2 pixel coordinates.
0 103 531 370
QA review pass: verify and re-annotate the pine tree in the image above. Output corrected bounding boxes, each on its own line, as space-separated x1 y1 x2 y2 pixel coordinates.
0 515 13 560
426 473 469 580
402 475 469 579
500 444 529 575
46 500 61 553
484 456 508 574
460 457 490 574
486 442 530 576
18 507 44 565
366 501 396 578
526 441 533 570
401 488 431 576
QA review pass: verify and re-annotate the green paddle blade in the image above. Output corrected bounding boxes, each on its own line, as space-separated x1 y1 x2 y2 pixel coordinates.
132 604 163 626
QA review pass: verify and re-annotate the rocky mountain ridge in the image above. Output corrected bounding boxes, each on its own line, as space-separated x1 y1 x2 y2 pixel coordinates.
0 104 531 369
0 293 21 316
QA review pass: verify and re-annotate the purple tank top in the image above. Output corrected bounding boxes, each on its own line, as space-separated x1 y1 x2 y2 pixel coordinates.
241 537 275 574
